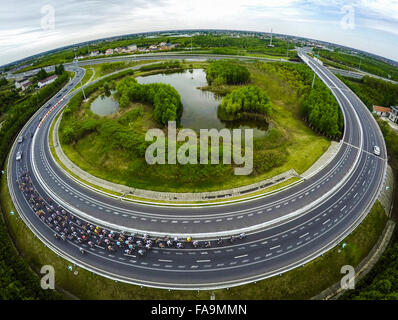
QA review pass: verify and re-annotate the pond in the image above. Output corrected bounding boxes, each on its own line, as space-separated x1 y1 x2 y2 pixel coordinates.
90 90 119 116
136 69 268 138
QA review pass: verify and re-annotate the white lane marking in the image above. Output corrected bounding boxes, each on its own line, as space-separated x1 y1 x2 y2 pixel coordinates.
323 218 331 225
299 232 309 239
158 259 173 263
234 254 248 259
270 245 280 250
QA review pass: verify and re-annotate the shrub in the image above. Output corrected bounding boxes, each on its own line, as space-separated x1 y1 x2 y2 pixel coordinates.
206 60 250 85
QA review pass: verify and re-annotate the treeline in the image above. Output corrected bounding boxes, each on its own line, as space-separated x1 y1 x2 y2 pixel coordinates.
339 116 398 300
0 218 62 300
219 85 272 120
206 60 250 85
319 49 398 81
337 75 398 111
15 34 300 73
36 65 64 81
257 62 343 138
341 218 398 300
0 71 69 300
139 60 183 72
116 77 183 126
61 70 163 160
99 61 130 74
0 90 20 117
187 34 298 58
0 72 68 167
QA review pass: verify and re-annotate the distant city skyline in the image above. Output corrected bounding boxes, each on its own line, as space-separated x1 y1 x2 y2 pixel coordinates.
1 0 398 66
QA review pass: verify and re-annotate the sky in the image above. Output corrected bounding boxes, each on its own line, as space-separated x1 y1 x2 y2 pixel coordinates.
1 0 398 66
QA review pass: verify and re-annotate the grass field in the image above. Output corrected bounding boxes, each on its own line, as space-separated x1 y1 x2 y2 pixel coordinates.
0 169 387 299
58 62 330 192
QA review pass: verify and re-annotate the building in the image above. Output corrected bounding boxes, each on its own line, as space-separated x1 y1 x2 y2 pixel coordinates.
21 81 32 91
148 44 158 51
373 105 391 117
15 78 31 90
38 74 57 88
127 44 137 52
389 106 398 124
105 48 114 55
90 51 100 57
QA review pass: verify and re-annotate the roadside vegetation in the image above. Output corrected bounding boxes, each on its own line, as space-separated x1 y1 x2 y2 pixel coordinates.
13 34 299 74
336 75 398 299
338 118 398 299
138 60 183 73
0 70 70 299
206 59 250 85
337 75 398 111
318 49 398 81
218 85 272 121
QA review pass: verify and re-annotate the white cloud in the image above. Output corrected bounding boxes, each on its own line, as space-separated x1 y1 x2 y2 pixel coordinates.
0 0 397 65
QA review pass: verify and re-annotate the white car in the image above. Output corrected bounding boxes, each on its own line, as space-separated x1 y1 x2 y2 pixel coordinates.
16 151 22 161
17 136 23 143
373 146 381 156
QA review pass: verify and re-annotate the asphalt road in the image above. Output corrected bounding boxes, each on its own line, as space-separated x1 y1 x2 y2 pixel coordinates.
6 52 387 289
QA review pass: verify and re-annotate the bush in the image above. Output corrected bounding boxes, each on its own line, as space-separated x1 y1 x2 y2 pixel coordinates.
219 85 272 119
116 77 183 126
139 60 182 72
253 149 288 174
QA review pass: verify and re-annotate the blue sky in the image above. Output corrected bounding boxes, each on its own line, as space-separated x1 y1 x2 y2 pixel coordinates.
1 0 397 66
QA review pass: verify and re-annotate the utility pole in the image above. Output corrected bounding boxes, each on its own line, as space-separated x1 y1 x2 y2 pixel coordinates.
191 35 193 53
74 48 86 100
358 56 362 71
286 41 289 58
270 28 273 46
87 44 92 67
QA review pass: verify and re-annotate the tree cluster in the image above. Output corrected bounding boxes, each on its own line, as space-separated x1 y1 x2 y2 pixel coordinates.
206 60 250 85
36 68 48 81
139 60 182 72
219 85 272 119
338 75 398 111
116 77 183 126
301 83 342 137
256 62 343 138
54 64 65 75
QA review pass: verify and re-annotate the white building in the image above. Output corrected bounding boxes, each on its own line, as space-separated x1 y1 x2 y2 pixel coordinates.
38 74 57 88
15 78 30 90
105 48 114 55
373 105 391 117
127 44 137 52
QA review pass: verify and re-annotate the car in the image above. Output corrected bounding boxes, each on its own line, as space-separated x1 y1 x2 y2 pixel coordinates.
17 136 23 143
373 146 381 156
16 151 22 161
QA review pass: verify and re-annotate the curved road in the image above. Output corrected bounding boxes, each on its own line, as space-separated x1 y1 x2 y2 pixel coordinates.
7 51 387 289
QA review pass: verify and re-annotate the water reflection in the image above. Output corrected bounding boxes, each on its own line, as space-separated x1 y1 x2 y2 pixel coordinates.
136 69 268 137
90 90 119 116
